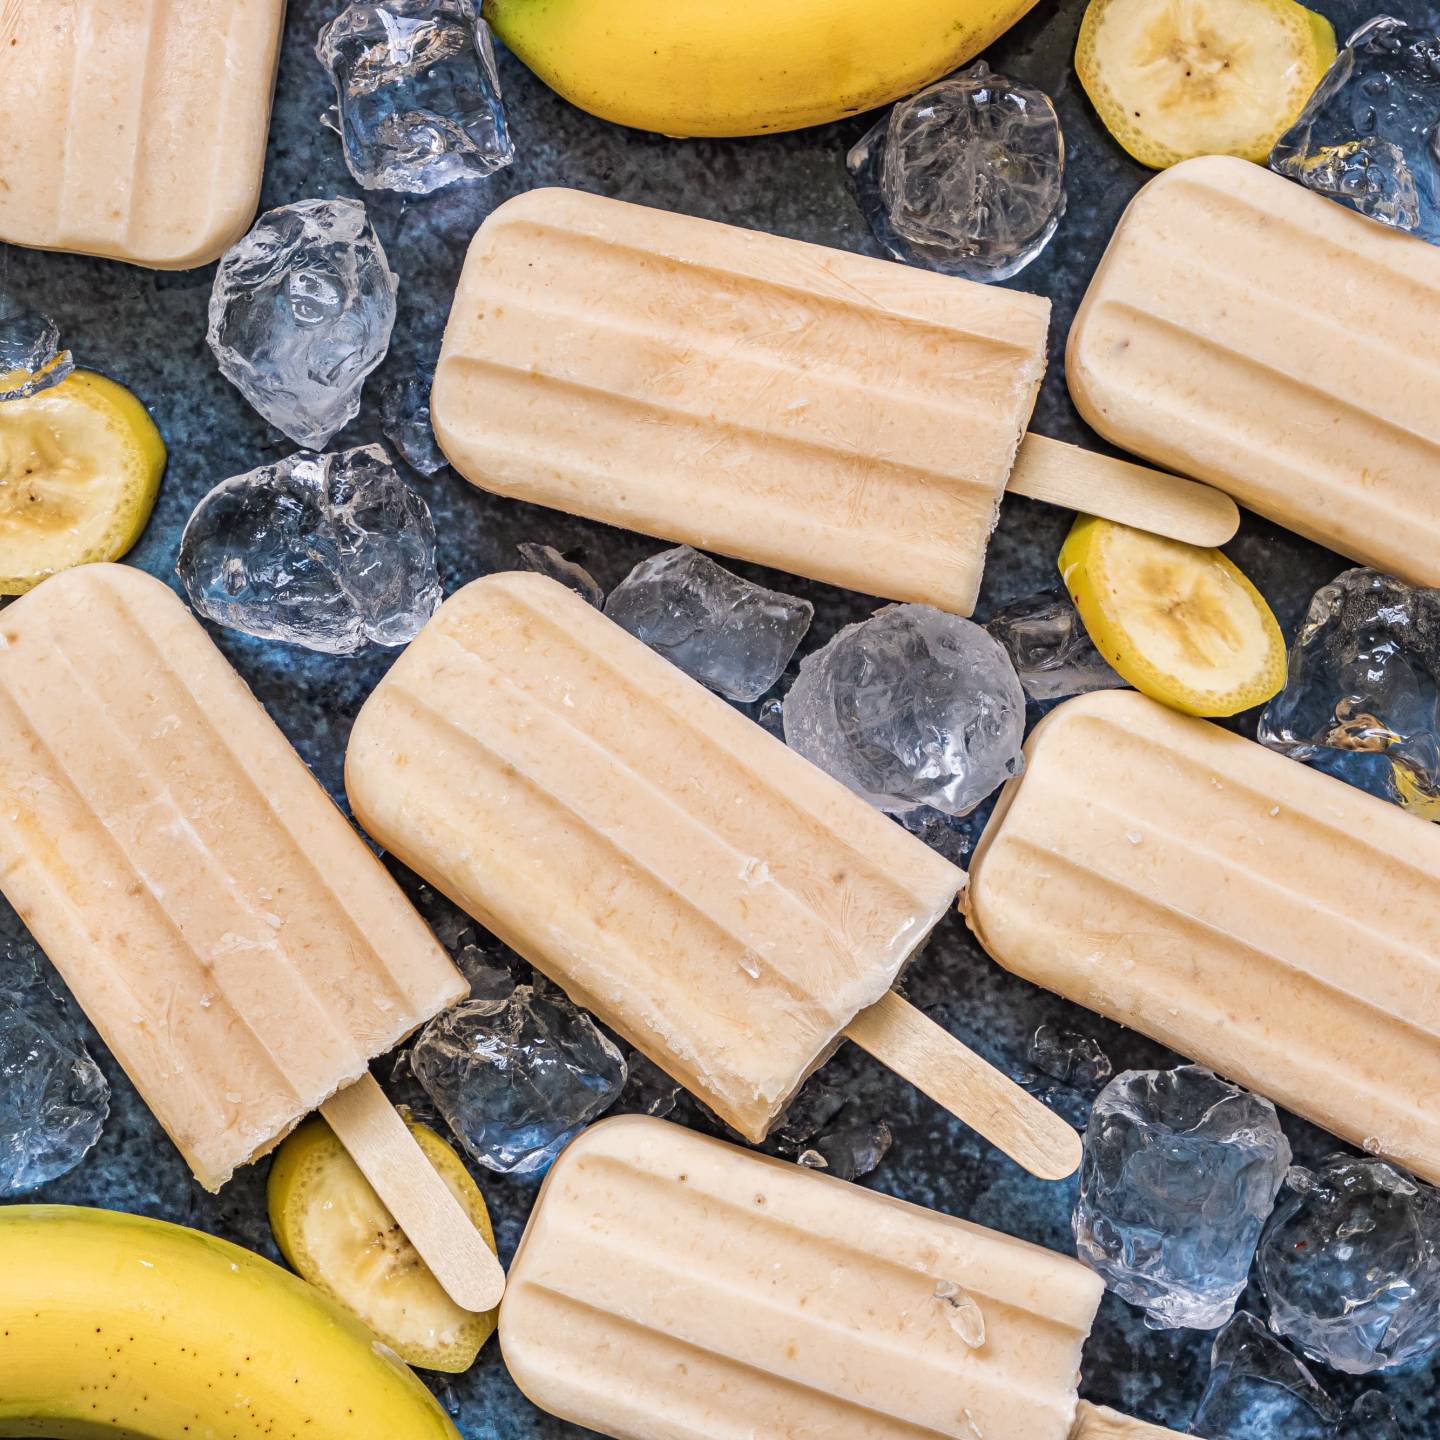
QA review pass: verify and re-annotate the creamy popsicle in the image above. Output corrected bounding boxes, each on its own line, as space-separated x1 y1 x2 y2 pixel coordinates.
1068 155 1440 587
967 689 1440 1187
0 564 502 1308
347 572 1081 1179
501 1116 1184 1440
0 0 285 269
430 189 1236 615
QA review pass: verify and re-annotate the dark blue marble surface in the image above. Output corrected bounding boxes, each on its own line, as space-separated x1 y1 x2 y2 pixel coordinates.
2 1 1436 1436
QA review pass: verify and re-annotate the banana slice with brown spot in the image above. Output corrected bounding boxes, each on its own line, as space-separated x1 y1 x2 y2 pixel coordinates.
1059 515 1286 717
1076 0 1336 168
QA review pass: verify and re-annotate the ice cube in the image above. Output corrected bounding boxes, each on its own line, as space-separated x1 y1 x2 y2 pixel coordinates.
1257 1156 1440 1374
207 198 398 448
517 543 604 608
615 1051 682 1120
1193 1311 1341 1440
177 444 441 655
984 589 1124 702
1337 1391 1405 1440
1257 568 1440 816
1028 1024 1113 1091
774 1080 849 1148
804 1118 892 1182
410 982 627 1173
847 62 1066 283
604 546 812 703
316 0 513 195
0 293 73 401
783 603 1025 817
0 949 109 1195
1271 17 1440 242
1074 1066 1291 1330
379 367 446 475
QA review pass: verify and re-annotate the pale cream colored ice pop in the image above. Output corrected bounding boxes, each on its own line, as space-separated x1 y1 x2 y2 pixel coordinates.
430 189 1237 615
501 1116 1186 1440
0 0 285 269
1068 155 1440 587
967 689 1440 1187
347 572 1082 1180
0 563 503 1309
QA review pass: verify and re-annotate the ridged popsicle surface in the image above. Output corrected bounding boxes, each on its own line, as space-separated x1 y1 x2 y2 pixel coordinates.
0 565 464 1189
0 0 284 267
432 189 1050 614
1068 156 1440 586
968 690 1440 1185
346 573 964 1141
502 1117 1102 1440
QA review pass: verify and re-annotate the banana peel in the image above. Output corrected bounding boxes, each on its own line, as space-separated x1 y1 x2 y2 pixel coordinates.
483 0 1047 137
0 1205 460 1439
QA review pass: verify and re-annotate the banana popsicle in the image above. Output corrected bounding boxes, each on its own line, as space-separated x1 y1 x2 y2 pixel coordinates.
430 188 1237 616
967 690 1440 1186
0 0 285 268
347 572 1081 1180
1068 155 1440 587
0 564 503 1309
501 1116 1186 1440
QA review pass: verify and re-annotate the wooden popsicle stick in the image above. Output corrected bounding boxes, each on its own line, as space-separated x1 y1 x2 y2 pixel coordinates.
320 1073 506 1313
1007 433 1240 548
1071 1401 1193 1438
842 990 1082 1181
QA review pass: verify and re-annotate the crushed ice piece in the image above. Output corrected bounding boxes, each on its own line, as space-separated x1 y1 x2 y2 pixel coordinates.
1258 1155 1440 1374
1271 17 1440 241
604 546 812 703
757 698 785 738
775 1081 848 1148
1337 1391 1405 1440
453 944 515 1006
0 294 74 401
410 981 626 1173
207 198 397 448
316 0 513 195
772 1082 891 1182
1027 1024 1112 1093
806 1119 892 1182
1192 1311 1341 1440
518 543 604 608
784 603 1025 817
1257 568 1440 816
797 1149 827 1170
985 589 1124 702
896 805 978 867
616 1051 682 1119
177 444 441 654
0 949 109 1194
1074 1066 1291 1330
847 62 1066 283
933 1281 986 1348
379 367 446 474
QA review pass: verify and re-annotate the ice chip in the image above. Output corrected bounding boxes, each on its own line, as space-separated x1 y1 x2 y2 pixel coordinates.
774 1080 848 1149
847 62 1066 283
604 546 812 703
985 589 1125 702
1271 17 1440 243
1193 1311 1341 1440
1074 1066 1291 1330
410 983 627 1173
0 293 74 401
1257 568 1440 816
1257 1155 1440 1374
379 367 446 474
783 603 1025 817
0 949 109 1194
807 1118 892 1182
177 444 441 655
316 0 513 195
1337 1391 1405 1440
616 1051 682 1120
207 198 398 448
517 543 603 608
1027 1023 1112 1093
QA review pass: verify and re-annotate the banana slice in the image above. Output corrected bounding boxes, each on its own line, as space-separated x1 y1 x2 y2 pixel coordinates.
1076 0 1336 168
268 1117 499 1374
0 370 166 594
1059 516 1285 717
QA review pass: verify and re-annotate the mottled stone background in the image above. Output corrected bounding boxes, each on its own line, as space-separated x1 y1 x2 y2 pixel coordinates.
2 0 1434 1435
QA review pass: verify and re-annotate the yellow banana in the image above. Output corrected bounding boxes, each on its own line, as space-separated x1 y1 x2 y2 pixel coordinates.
0 1206 460 1439
482 0 1046 137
